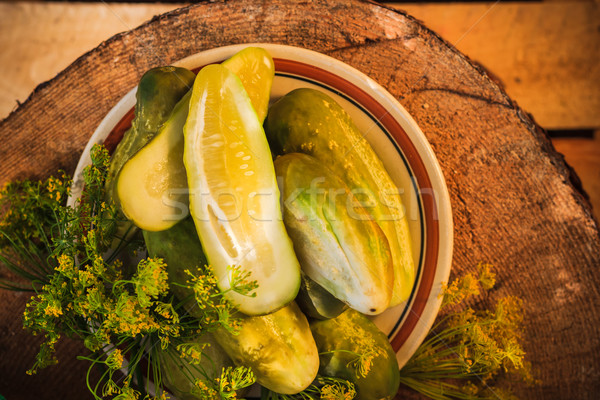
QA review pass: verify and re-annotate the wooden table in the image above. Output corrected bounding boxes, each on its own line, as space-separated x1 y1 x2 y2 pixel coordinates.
1 1 599 399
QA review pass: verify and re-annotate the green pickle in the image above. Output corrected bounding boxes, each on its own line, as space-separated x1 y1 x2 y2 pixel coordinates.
143 217 206 310
159 334 234 400
215 302 319 394
106 66 196 204
265 88 415 306
222 47 274 122
296 273 348 320
275 153 393 315
184 64 300 316
310 309 400 400
117 92 192 231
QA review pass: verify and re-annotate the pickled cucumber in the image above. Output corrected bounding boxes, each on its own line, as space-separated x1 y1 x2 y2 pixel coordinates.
215 302 319 394
223 47 274 122
142 217 206 314
275 153 393 315
265 88 415 306
106 66 195 205
159 333 233 400
118 92 191 231
310 309 400 400
184 64 300 316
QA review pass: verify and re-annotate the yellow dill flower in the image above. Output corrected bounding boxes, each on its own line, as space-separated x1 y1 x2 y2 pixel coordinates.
46 177 56 194
442 264 498 308
495 296 524 328
321 383 355 400
216 366 255 397
102 379 119 397
77 269 96 288
328 312 384 378
177 342 208 364
193 379 218 398
114 383 141 400
443 272 480 307
106 348 124 370
55 254 75 277
91 255 105 277
134 258 169 308
83 286 104 313
477 262 496 290
105 293 160 336
44 303 63 318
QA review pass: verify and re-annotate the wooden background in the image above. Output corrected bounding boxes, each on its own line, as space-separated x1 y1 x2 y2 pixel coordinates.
0 1 599 399
1 0 598 215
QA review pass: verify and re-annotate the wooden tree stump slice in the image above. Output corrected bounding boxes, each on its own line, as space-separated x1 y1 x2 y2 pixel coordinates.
1 1 599 399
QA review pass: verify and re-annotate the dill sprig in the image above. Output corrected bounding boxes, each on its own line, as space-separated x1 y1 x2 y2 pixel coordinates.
0 144 257 399
399 263 535 399
0 170 72 290
216 366 257 398
182 265 258 335
260 376 356 400
173 365 255 400
316 313 384 381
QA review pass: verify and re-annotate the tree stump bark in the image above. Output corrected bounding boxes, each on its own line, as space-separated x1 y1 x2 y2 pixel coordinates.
1 1 598 399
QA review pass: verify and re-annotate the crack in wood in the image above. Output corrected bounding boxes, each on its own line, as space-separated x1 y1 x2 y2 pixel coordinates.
453 185 478 253
327 32 419 54
408 86 511 109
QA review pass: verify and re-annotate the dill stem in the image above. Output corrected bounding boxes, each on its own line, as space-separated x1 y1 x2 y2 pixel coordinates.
0 234 48 282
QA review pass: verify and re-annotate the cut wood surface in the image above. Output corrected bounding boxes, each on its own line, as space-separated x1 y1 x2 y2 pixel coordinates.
397 1 600 130
0 1 182 120
1 1 599 130
0 1 599 399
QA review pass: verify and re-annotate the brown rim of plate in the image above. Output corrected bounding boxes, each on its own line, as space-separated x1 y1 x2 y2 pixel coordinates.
104 57 440 353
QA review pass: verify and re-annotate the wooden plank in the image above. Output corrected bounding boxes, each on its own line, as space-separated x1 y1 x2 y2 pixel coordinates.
393 1 600 130
1 2 598 130
0 1 182 120
552 134 600 219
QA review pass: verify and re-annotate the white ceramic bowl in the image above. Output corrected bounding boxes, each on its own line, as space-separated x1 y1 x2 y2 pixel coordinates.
70 43 453 392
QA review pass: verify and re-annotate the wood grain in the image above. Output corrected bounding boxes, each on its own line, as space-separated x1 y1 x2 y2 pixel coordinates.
396 1 600 130
0 0 599 399
0 1 182 120
553 134 600 219
1 1 599 130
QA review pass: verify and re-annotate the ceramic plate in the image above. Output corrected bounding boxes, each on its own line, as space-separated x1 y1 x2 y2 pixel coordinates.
70 43 453 377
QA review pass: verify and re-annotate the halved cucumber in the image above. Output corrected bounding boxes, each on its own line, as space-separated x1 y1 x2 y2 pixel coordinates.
183 64 300 316
117 92 192 231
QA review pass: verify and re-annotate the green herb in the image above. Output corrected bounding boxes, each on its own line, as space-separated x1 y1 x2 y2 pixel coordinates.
260 376 356 400
215 366 257 398
0 170 71 291
318 347 383 380
399 263 535 399
182 265 258 334
0 144 257 399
